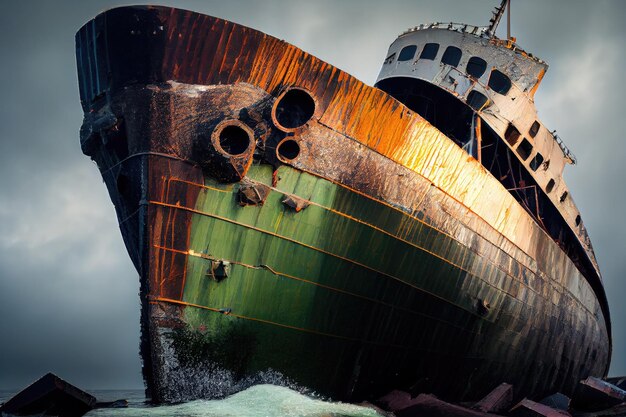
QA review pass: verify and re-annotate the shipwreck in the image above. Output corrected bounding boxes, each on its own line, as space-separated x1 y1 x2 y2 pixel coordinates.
75 1 610 404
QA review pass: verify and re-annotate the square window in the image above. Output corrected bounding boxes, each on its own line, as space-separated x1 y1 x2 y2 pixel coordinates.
516 138 533 160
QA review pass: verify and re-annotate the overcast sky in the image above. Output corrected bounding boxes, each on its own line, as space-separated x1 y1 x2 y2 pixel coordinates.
0 0 624 391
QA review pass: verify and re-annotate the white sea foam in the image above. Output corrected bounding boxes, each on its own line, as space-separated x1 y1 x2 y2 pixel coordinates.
85 384 384 417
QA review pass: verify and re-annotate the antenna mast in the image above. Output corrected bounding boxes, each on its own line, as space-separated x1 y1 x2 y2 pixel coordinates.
507 0 511 39
486 0 510 39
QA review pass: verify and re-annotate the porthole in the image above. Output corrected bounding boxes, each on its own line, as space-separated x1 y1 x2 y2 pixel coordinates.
546 179 555 193
211 120 255 157
217 125 251 156
277 139 300 161
272 88 315 131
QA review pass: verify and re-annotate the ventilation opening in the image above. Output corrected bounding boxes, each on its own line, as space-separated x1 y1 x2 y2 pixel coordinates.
516 138 533 161
546 179 555 193
529 121 540 138
504 124 521 146
274 89 315 130
218 125 251 156
530 152 544 171
277 139 300 160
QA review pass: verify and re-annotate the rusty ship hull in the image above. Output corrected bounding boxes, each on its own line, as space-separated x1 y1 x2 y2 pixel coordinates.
75 6 610 404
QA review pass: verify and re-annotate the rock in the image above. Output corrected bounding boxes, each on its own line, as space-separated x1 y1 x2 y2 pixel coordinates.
572 377 626 411
377 389 417 412
510 398 572 416
0 373 96 417
473 382 514 413
540 393 571 412
395 393 505 417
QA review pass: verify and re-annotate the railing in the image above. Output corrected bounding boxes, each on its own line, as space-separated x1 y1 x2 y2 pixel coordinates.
553 132 577 165
400 22 545 64
402 22 490 37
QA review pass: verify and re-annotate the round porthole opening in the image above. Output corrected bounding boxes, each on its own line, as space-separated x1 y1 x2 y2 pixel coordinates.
217 124 252 156
277 139 300 161
273 89 315 130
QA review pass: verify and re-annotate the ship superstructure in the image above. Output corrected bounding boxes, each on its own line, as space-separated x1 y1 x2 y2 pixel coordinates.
375 8 610 346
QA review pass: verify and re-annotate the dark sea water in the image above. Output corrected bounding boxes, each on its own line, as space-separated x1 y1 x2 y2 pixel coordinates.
0 385 385 417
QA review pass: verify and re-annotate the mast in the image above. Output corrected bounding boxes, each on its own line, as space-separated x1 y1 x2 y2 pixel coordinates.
486 0 509 38
507 0 511 39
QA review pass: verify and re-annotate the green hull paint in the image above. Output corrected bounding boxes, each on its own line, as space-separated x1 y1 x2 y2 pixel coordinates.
170 164 540 397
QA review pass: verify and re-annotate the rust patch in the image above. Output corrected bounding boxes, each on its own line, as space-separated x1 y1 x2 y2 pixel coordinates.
282 194 310 212
237 181 271 206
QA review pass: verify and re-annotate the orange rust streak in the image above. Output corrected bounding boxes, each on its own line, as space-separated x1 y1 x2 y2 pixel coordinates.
155 179 597 318
165 176 533 290
148 199 504 319
242 35 552 274
529 68 545 99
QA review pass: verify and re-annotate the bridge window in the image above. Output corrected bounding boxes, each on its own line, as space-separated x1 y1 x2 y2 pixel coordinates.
529 120 540 138
419 43 439 60
466 56 487 78
529 152 544 171
504 123 521 146
516 138 533 161
441 46 462 67
488 69 512 95
467 90 489 111
398 45 417 62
